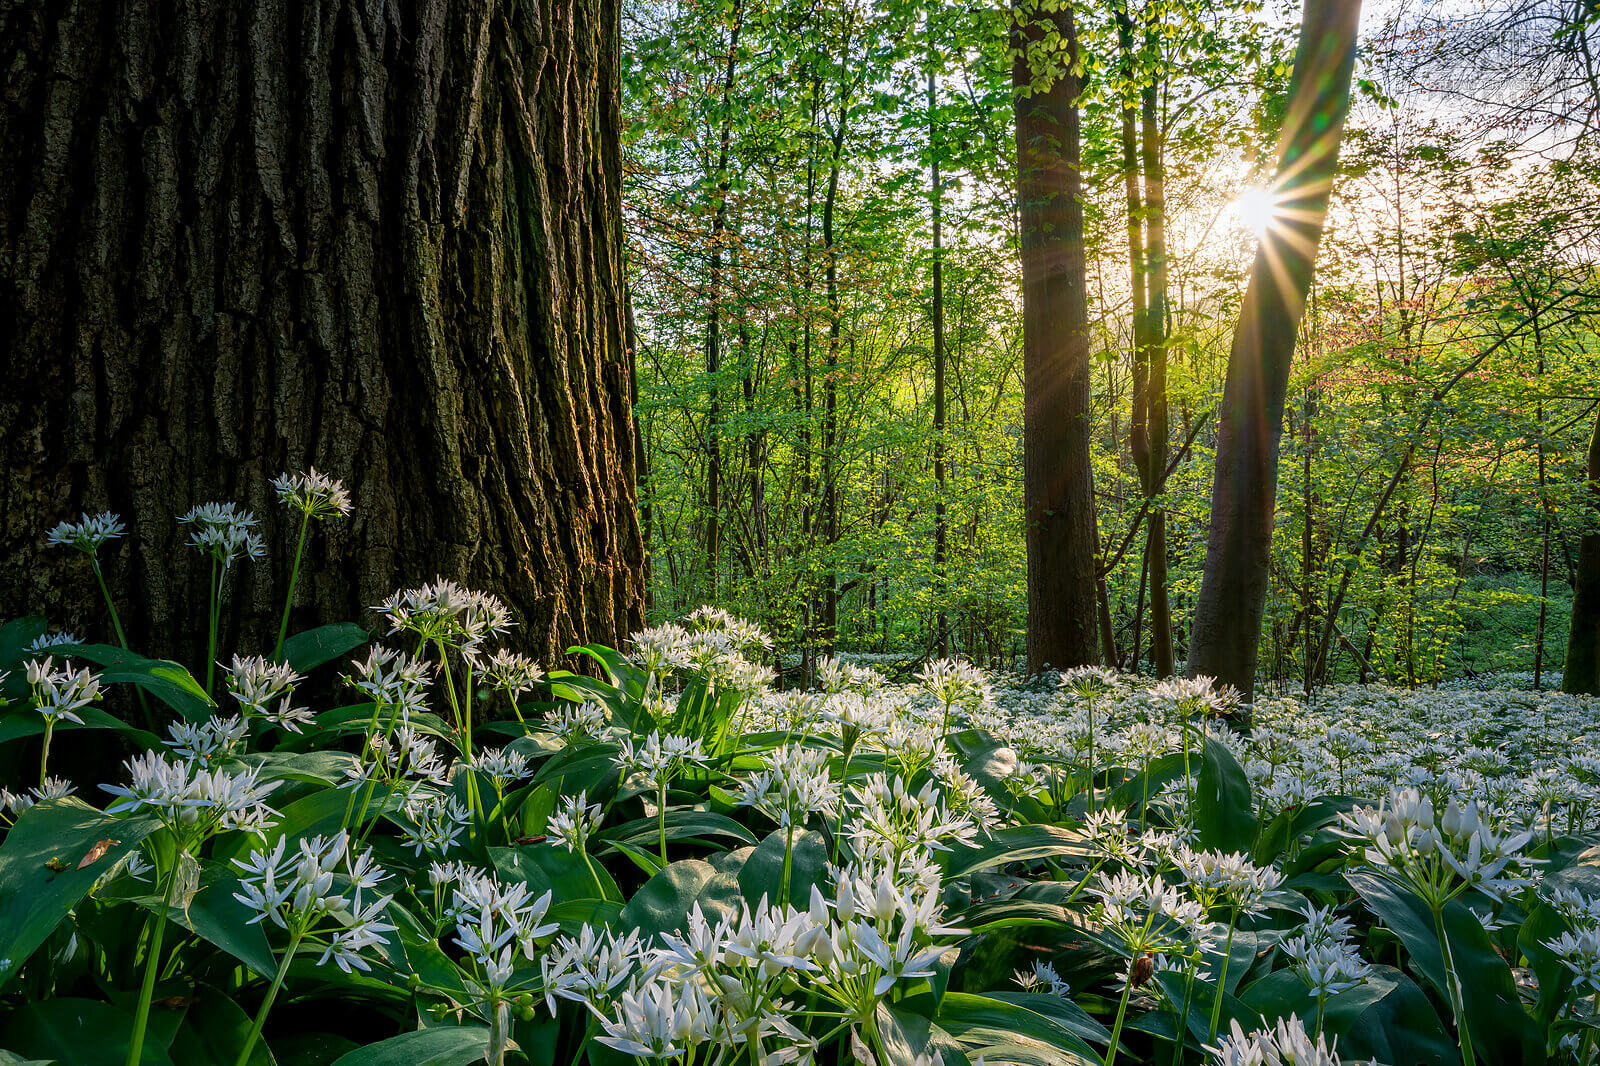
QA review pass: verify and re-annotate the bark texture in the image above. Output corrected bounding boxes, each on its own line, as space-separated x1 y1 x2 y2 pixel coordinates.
1185 0 1360 699
1565 408 1600 695
1014 0 1101 672
0 0 645 665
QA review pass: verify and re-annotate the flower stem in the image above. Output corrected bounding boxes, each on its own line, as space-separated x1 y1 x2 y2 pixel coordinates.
1433 903 1477 1066
234 936 299 1066
126 860 181 1066
658 780 670 863
205 558 222 697
1207 909 1239 1043
39 721 54 788
271 513 311 662
780 822 796 905
1102 966 1137 1066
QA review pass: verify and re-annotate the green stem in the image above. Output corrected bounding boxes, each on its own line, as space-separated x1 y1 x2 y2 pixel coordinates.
205 558 222 697
92 557 131 650
1102 964 1137 1066
1171 967 1196 1066
40 721 53 788
272 513 312 662
658 779 670 863
234 936 300 1066
780 822 796 905
1207 909 1239 1043
1433 903 1477 1066
126 859 182 1066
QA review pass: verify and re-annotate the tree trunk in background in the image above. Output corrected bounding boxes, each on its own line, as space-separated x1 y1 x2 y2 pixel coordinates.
929 48 949 659
1565 408 1600 695
1014 0 1100 673
1185 0 1360 700
1139 76 1175 679
0 0 645 666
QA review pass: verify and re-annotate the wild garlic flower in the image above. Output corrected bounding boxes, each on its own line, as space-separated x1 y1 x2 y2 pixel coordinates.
1546 927 1600 994
1015 959 1072 997
1059 665 1121 700
25 631 83 654
373 579 513 656
931 753 1003 832
3 777 77 815
616 731 711 790
595 976 718 1059
1339 787 1537 905
101 752 279 840
1091 870 1208 963
26 657 102 726
468 747 532 790
224 655 313 732
918 658 992 712
164 715 250 764
543 700 610 744
816 655 884 696
1173 847 1284 915
270 468 352 520
179 502 266 567
1282 934 1373 997
399 792 472 856
45 511 126 554
1207 1015 1345 1066
346 725 448 793
629 624 692 675
543 924 645 1014
681 606 772 653
450 875 557 990
736 743 839 827
847 773 979 861
548 791 603 853
482 649 545 702
232 831 395 973
1147 675 1241 720
345 646 431 711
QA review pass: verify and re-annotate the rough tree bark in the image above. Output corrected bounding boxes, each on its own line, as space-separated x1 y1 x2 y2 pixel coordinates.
0 0 646 666
1014 0 1101 672
1565 408 1600 695
1185 0 1360 699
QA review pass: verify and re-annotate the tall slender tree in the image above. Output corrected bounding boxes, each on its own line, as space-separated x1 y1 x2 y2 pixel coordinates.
1014 0 1101 672
1186 0 1362 699
1566 410 1600 695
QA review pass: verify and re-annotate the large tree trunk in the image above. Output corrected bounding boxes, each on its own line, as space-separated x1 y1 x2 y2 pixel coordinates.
0 0 645 667
1184 0 1360 699
1565 408 1600 695
1014 0 1100 673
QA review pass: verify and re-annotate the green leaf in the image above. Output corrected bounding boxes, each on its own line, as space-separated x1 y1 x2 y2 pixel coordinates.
0 998 176 1066
618 858 722 940
105 871 277 979
737 828 829 909
0 705 159 751
900 991 1103 1065
328 1027 495 1066
601 810 757 850
166 986 277 1066
275 625 370 672
1194 738 1256 853
59 644 214 723
941 824 1094 877
0 798 161 990
1346 870 1543 1064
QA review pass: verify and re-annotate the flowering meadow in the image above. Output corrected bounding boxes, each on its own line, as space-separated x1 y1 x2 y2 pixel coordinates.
8 480 1600 1066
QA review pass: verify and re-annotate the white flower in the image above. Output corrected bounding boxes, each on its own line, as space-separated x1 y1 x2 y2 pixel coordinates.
26 658 102 726
373 579 513 656
100 752 280 839
398 793 472 856
232 832 395 973
548 791 603 853
45 511 126 553
179 503 265 567
270 468 352 520
1206 1014 1344 1066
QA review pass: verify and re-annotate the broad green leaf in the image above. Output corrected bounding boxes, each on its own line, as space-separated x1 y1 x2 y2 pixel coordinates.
737 828 829 909
0 997 175 1066
328 1027 496 1066
0 798 160 989
104 871 277 979
1346 870 1543 1064
165 985 276 1066
58 644 214 723
900 991 1103 1065
1194 738 1256 854
275 624 369 672
0 705 159 751
942 824 1094 877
